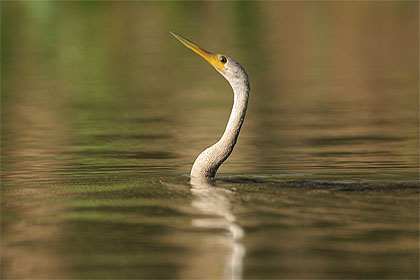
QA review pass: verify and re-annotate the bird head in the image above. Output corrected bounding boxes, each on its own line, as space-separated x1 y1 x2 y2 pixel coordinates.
170 31 248 85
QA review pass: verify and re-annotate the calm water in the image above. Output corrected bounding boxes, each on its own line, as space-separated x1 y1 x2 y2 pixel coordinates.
1 2 419 279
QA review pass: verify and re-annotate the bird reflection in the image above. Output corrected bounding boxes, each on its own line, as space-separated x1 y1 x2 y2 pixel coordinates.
190 178 245 280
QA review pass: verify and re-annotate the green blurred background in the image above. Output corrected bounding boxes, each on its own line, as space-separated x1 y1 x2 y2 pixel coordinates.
2 1 418 180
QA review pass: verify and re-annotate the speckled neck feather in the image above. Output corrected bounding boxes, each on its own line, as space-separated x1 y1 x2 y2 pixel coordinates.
190 59 250 179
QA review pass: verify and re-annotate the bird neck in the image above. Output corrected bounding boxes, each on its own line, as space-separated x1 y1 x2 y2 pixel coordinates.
190 79 250 179
219 82 249 153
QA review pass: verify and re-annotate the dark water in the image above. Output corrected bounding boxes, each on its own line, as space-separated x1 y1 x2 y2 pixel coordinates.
1 2 419 279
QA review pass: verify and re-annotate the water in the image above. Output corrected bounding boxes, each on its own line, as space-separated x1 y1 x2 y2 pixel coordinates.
1 2 419 279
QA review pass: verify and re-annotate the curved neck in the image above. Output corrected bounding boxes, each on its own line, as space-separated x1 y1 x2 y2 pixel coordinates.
190 79 250 179
219 83 249 154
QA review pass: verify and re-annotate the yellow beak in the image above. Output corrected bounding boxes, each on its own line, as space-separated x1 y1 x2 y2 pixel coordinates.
170 31 226 73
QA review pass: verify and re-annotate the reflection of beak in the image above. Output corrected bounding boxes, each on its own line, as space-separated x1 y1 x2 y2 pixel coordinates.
170 31 226 73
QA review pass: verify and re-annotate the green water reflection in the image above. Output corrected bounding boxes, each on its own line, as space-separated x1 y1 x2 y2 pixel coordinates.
1 2 419 279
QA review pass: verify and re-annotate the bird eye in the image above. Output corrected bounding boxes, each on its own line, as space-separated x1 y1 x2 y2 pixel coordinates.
219 56 227 63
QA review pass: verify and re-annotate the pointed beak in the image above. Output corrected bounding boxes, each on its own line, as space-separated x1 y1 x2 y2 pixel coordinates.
170 31 226 73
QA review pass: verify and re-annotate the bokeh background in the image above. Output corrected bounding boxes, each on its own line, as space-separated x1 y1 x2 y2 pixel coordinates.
1 1 419 279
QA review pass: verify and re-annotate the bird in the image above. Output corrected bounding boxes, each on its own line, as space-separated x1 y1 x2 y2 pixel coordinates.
171 32 250 180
